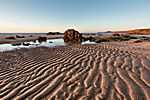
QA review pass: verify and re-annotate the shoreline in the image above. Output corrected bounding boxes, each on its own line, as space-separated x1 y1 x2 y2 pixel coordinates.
0 35 64 44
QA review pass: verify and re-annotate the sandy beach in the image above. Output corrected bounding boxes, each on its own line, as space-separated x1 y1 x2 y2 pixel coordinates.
0 41 149 100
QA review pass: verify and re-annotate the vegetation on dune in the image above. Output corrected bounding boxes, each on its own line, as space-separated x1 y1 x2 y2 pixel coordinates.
140 38 150 42
127 28 150 35
111 35 138 41
93 34 138 43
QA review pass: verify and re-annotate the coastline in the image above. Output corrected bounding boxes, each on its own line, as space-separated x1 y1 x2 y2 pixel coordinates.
0 35 64 44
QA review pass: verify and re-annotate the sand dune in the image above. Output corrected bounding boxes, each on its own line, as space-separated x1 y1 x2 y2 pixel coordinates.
0 41 150 100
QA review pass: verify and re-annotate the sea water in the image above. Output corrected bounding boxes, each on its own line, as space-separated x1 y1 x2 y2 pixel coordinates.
0 38 96 52
0 33 47 36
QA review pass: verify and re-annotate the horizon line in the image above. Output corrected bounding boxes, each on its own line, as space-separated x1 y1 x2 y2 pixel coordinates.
0 27 149 33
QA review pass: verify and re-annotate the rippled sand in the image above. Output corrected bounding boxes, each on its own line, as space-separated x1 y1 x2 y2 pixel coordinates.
0 41 150 100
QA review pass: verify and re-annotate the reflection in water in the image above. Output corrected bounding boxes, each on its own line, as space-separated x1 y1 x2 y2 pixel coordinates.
11 42 31 46
11 42 22 46
81 40 96 44
22 42 31 46
0 38 95 51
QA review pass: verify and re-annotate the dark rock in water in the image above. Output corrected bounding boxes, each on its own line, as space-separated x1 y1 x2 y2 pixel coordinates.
37 36 47 43
49 41 53 43
47 32 62 35
11 42 21 46
142 36 147 38
23 42 31 46
16 35 25 38
64 29 82 43
6 36 16 39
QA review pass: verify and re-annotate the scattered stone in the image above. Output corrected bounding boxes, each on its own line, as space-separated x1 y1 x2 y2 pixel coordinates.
47 32 62 35
37 36 47 43
134 40 142 43
16 35 25 38
6 36 16 39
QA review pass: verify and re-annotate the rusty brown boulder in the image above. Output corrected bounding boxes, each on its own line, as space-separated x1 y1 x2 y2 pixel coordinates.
64 29 82 43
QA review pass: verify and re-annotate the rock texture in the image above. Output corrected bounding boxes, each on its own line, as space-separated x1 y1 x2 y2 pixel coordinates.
64 29 82 42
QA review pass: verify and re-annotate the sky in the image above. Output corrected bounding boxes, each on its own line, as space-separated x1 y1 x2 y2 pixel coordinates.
0 0 150 33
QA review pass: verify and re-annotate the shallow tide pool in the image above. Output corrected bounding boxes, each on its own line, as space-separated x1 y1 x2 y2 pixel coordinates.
0 38 95 51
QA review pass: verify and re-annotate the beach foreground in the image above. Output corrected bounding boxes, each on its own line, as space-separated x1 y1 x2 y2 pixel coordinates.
0 41 150 100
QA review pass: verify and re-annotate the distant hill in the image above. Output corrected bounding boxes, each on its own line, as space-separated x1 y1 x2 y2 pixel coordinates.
127 28 150 35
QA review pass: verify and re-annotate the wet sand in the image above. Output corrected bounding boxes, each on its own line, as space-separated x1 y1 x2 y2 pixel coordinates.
0 41 150 100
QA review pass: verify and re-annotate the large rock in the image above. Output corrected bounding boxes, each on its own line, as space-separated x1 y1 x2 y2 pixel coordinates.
64 29 82 42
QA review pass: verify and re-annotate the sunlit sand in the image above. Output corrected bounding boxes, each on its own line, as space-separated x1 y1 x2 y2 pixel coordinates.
0 41 149 99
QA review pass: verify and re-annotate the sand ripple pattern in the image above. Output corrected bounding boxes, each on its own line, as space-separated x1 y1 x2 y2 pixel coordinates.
0 42 150 100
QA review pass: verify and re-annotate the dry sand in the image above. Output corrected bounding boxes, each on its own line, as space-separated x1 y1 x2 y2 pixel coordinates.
0 41 150 100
